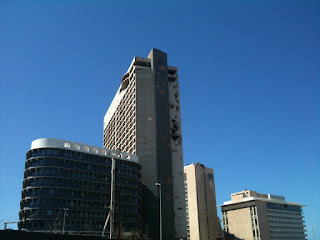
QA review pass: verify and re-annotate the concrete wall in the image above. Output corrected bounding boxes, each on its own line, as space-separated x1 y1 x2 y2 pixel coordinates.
185 165 200 240
204 168 220 240
135 68 159 239
149 49 175 240
255 201 270 240
227 208 253 240
168 70 187 239
185 164 220 240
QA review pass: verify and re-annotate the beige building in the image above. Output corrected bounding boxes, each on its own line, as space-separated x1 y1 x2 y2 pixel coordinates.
221 190 307 240
184 163 221 240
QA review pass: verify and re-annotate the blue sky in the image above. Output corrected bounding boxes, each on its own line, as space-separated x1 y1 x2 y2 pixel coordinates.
0 0 319 237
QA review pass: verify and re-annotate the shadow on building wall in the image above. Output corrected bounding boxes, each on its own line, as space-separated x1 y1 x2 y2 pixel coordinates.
217 233 245 240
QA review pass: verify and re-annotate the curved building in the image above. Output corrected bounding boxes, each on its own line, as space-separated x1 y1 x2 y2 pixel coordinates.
19 138 141 236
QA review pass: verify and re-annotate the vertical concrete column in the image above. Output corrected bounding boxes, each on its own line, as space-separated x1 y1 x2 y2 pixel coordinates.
149 49 175 240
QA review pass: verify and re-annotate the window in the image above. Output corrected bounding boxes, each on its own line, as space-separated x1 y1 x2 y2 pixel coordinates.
74 145 80 150
84 146 89 152
64 143 71 148
208 173 213 181
47 210 52 216
93 148 98 153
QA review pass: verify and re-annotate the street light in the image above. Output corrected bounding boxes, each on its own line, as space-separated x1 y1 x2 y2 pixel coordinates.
28 214 36 231
62 208 68 235
155 182 162 240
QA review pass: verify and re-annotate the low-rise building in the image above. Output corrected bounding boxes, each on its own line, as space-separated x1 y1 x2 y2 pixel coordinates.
221 190 307 240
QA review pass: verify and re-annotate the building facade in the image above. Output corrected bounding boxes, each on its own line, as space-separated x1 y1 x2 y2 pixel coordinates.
103 49 187 240
221 190 307 240
19 138 141 236
184 163 221 240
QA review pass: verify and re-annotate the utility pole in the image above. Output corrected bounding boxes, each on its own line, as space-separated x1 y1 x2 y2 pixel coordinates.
110 157 116 239
117 192 122 239
62 208 68 234
155 183 162 240
29 214 35 231
102 157 116 238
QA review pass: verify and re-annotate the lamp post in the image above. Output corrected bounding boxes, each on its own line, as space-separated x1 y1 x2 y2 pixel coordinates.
155 182 162 240
29 214 35 231
62 208 68 235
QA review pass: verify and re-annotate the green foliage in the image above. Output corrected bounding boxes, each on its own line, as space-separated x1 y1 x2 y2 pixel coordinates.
120 229 150 240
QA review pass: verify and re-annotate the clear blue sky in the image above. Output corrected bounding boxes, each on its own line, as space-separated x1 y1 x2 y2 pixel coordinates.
1 0 319 238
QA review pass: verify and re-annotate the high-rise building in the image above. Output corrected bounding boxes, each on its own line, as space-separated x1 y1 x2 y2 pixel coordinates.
19 138 141 236
184 163 221 240
103 49 187 240
221 190 307 240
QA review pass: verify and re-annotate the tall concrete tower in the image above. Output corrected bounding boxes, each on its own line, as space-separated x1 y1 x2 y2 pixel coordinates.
184 163 221 240
103 49 187 240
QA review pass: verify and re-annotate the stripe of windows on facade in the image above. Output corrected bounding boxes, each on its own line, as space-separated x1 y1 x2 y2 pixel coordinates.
19 138 141 236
